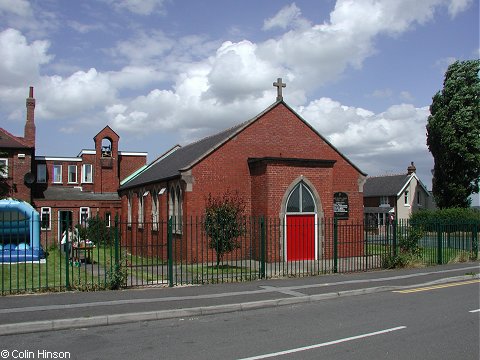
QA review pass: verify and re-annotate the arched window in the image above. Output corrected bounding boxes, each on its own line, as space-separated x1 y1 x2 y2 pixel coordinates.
176 185 182 231
101 138 112 158
169 186 175 220
151 188 159 231
138 190 145 227
286 182 316 213
167 184 183 233
127 192 133 225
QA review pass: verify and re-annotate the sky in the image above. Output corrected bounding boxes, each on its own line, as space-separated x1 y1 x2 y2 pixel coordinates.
0 0 478 202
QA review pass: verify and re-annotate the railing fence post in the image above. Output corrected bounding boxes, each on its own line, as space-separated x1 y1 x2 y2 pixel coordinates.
65 216 70 290
333 218 338 273
437 222 443 265
114 214 119 267
473 222 478 260
260 217 266 279
167 218 174 287
392 219 397 258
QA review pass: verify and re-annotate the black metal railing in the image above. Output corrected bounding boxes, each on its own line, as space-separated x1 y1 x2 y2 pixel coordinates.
1 214 478 294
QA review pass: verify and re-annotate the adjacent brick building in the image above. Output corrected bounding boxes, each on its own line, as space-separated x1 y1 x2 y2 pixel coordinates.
0 88 147 245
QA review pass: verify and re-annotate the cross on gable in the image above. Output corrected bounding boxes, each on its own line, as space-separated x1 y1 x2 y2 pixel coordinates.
273 78 286 101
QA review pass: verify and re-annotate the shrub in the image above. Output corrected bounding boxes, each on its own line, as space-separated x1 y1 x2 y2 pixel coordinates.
86 215 114 245
204 191 246 267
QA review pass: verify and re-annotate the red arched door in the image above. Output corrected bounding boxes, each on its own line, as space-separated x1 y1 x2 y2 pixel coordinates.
285 182 317 261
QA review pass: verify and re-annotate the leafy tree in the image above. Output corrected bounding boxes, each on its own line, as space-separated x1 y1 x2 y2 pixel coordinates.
87 215 114 245
204 191 246 267
426 59 480 208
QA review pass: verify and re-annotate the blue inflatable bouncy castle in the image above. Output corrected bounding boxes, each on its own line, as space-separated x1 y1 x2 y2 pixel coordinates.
0 199 44 262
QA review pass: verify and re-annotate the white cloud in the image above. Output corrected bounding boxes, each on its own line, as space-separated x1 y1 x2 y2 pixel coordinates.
0 0 32 17
38 68 116 119
111 0 166 15
68 21 104 34
112 31 174 65
205 40 280 103
263 3 309 30
297 98 432 180
368 88 393 99
400 91 414 102
448 0 472 17
0 28 52 86
108 66 167 90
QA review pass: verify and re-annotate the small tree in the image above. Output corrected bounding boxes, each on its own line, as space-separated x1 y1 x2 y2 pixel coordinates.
87 215 114 245
204 191 246 267
426 59 480 208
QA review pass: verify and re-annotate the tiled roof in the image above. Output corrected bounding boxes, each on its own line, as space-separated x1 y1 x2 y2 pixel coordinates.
0 128 30 148
363 174 409 197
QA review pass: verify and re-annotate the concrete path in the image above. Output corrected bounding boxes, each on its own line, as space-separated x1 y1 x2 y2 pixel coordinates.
0 262 478 336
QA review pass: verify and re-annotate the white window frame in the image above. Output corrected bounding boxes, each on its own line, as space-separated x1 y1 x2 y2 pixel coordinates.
404 191 410 206
0 158 8 178
37 164 47 183
380 196 390 207
80 207 90 226
53 164 62 183
68 165 77 184
41 207 51 230
105 212 111 228
82 164 93 183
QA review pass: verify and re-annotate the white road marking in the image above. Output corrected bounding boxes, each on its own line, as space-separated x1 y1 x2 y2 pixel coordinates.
469 309 480 313
237 326 407 360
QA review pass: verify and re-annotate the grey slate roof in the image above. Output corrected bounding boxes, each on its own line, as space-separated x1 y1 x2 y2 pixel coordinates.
119 100 367 191
363 174 409 197
119 119 248 190
37 187 120 201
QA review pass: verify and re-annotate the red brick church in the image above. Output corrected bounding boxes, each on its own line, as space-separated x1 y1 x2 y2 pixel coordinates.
118 79 367 262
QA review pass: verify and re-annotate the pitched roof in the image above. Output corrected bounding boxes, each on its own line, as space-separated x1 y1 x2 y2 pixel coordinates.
363 174 410 197
119 100 366 191
364 170 432 198
120 120 247 190
0 128 30 148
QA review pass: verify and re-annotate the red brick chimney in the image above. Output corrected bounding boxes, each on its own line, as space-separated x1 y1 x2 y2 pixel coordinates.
24 86 36 147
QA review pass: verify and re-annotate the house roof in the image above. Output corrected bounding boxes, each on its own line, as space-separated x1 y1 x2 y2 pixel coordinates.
363 174 409 197
0 128 30 149
35 187 120 201
364 172 430 197
119 100 366 191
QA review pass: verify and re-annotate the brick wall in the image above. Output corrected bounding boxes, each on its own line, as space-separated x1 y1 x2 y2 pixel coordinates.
3 148 34 202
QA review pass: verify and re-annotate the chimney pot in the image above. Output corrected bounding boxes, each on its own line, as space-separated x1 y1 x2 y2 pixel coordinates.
407 161 416 175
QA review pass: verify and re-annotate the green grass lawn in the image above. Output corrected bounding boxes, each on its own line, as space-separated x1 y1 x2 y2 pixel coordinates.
365 243 476 265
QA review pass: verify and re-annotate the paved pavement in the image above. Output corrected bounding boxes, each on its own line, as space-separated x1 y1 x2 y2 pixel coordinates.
0 262 478 336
